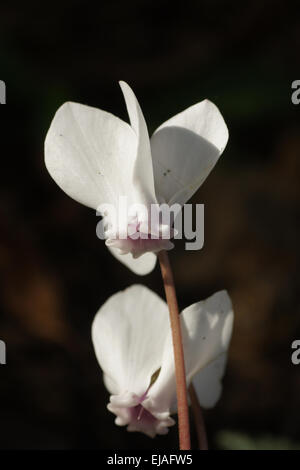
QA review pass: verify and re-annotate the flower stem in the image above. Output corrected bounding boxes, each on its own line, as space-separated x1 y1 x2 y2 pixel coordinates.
158 250 191 450
189 384 208 450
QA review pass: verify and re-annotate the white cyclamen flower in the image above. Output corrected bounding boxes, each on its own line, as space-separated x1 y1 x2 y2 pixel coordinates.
92 285 234 437
45 82 228 275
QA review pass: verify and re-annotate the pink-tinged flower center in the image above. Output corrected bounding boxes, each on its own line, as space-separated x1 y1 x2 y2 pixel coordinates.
107 391 175 438
130 403 158 427
105 218 174 258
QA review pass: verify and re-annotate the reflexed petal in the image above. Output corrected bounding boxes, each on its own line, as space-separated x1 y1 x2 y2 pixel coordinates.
119 81 157 206
181 290 233 381
103 372 119 396
192 353 227 409
150 100 229 205
143 290 233 416
107 245 157 275
45 101 137 210
92 285 169 398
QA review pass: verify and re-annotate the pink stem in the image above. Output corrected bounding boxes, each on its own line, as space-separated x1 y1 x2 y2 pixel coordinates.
158 250 191 450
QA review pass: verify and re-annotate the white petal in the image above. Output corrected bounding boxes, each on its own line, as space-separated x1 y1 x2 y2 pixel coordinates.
119 81 157 206
91 285 169 398
45 101 137 210
181 290 233 381
103 373 119 396
150 100 229 205
192 353 227 409
107 245 157 275
143 290 233 416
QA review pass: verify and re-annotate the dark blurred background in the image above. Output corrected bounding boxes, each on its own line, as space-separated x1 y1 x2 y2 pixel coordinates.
0 0 300 450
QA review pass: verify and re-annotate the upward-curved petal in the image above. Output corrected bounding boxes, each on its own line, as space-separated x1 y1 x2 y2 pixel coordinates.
192 353 227 409
45 101 137 210
92 285 169 398
143 290 233 417
181 290 233 382
150 100 229 205
119 81 157 207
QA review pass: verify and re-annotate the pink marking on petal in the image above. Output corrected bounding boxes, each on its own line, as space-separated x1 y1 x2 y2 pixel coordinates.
107 391 175 437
